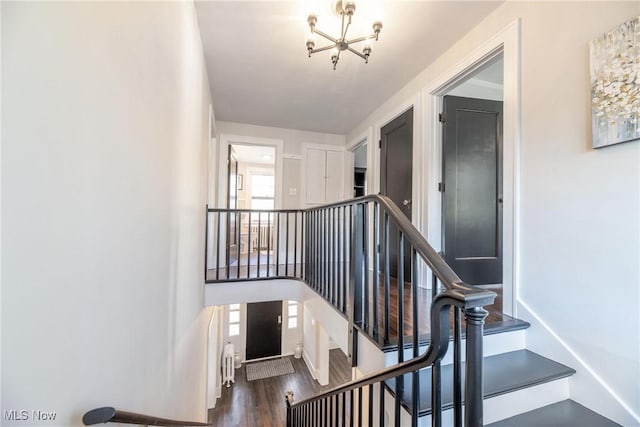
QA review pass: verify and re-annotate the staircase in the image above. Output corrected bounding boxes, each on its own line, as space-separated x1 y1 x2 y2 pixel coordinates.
205 196 623 426
382 321 621 426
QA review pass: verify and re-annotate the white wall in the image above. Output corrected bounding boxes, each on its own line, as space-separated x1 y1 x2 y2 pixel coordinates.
207 306 224 408
346 2 640 425
2 2 213 425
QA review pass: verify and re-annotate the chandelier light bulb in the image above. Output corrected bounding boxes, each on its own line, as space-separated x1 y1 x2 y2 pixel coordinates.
373 21 382 40
307 14 317 28
343 1 356 16
362 39 372 63
331 48 339 70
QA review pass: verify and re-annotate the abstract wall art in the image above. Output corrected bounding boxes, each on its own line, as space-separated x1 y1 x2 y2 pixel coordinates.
590 16 639 148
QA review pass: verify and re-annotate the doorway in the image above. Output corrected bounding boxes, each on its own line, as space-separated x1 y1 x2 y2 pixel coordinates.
441 56 504 286
380 107 413 277
226 143 276 268
227 147 239 265
352 142 367 197
246 300 282 360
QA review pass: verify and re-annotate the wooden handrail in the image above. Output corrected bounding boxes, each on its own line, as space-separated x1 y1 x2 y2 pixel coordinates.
82 407 212 426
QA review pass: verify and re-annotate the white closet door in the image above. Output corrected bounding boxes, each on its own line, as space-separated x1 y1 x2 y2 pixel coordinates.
305 148 326 204
325 150 344 202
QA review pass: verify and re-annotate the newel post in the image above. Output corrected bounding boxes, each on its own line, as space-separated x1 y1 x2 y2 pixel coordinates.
464 306 488 427
285 391 294 427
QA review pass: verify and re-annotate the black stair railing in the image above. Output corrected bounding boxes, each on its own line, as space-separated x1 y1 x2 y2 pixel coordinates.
205 195 495 427
205 208 305 282
82 407 211 426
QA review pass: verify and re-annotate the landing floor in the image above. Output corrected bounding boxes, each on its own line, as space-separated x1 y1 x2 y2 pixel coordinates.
208 349 351 427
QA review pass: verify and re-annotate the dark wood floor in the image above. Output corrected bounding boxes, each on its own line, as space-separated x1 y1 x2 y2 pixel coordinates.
362 277 505 346
208 349 352 427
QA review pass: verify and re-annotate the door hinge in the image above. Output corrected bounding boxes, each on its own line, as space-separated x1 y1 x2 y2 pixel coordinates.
379 139 382 149
438 182 445 192
439 113 446 123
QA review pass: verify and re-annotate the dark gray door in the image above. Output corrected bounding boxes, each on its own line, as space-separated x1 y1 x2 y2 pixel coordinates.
380 107 413 277
246 301 282 360
442 95 503 285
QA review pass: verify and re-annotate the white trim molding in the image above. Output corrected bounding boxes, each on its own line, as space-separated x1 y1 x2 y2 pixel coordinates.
218 133 284 210
345 127 373 199
422 19 521 315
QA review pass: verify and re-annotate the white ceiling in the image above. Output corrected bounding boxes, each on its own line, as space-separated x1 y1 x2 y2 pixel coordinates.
231 144 276 165
195 1 503 135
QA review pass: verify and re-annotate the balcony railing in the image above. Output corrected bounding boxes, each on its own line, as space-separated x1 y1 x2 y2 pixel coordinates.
205 195 495 427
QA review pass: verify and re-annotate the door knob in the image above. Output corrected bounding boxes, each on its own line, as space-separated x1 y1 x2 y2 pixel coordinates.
402 199 411 207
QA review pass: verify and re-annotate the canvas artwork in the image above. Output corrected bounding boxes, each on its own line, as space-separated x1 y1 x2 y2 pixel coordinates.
589 16 639 148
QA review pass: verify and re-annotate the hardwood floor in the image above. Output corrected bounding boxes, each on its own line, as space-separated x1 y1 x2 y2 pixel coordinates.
361 276 506 346
208 349 352 427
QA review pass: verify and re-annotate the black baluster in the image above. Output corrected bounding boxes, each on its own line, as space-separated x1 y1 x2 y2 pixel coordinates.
363 202 370 333
267 212 272 277
247 211 252 279
342 206 347 314
257 212 262 277
204 207 210 281
454 307 462 427
285 212 290 276
225 211 231 280
383 212 390 344
373 203 379 339
367 384 373 427
294 212 298 277
276 212 281 276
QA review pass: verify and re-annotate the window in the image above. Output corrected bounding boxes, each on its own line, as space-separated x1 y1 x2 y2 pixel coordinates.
288 301 298 329
229 304 240 336
251 173 275 210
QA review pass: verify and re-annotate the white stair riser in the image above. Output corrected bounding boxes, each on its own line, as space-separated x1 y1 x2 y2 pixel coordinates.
384 329 526 366
347 372 569 427
412 378 571 426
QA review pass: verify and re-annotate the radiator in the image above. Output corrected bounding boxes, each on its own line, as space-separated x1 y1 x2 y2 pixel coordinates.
222 343 235 387
250 223 273 251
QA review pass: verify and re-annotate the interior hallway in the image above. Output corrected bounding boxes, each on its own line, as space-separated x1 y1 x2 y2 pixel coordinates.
209 349 352 427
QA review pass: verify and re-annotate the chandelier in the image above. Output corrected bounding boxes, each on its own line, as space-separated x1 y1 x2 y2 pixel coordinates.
306 1 382 70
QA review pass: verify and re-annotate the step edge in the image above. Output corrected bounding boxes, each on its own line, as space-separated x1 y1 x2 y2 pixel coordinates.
381 320 531 353
414 374 574 417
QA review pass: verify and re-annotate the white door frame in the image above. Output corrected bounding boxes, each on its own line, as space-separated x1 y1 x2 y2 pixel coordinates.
218 134 284 210
345 127 373 199
422 19 521 316
206 105 217 269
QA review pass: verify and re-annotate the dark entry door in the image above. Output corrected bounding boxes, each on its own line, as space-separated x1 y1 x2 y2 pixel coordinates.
246 301 282 360
380 107 413 277
442 95 503 285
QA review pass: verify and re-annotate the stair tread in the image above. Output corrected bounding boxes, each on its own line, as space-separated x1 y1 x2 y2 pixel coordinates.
486 399 621 426
380 316 531 352
385 349 575 415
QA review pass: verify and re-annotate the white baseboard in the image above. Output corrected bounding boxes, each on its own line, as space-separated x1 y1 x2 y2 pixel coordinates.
518 299 640 427
302 349 318 381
